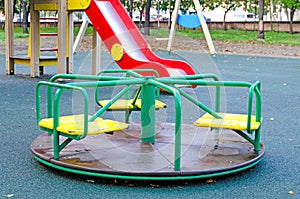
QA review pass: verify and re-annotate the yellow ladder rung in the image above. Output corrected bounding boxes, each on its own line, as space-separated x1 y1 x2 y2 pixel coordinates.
194 112 261 131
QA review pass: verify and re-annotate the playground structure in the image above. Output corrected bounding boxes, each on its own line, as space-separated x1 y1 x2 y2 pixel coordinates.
5 0 76 77
5 0 201 78
4 0 264 180
166 0 216 54
32 70 264 180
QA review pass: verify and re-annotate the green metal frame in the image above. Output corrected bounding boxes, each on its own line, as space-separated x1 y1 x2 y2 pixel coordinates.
95 69 162 123
34 155 263 181
158 78 262 153
36 70 262 172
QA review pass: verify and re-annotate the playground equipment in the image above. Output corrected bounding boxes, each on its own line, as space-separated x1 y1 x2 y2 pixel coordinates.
166 0 216 54
5 0 78 77
31 70 264 180
177 14 201 29
72 13 102 75
27 32 59 74
73 13 93 54
84 0 196 78
5 0 197 78
177 14 204 29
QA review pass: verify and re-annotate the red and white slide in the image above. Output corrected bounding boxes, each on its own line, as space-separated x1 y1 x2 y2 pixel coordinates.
85 0 196 77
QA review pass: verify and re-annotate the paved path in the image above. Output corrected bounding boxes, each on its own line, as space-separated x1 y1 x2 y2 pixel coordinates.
0 52 299 198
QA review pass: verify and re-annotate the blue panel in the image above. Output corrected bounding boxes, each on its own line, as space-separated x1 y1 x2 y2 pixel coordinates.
177 14 202 28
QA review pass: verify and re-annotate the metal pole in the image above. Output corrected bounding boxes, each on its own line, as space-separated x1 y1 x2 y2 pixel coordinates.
141 82 156 143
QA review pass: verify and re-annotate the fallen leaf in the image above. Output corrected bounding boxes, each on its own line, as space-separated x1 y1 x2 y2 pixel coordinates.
289 190 295 195
86 179 95 183
3 194 15 198
150 184 160 188
128 183 135 187
205 179 215 183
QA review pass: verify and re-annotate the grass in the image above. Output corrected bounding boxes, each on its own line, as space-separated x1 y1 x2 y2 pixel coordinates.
0 26 94 40
151 28 300 46
1 26 300 46
176 29 300 46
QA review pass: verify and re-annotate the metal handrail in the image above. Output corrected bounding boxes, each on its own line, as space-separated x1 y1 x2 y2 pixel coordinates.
36 81 89 140
36 72 262 170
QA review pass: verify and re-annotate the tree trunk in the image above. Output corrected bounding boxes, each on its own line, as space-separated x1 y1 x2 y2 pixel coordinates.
168 11 172 29
22 0 28 33
139 10 143 28
279 0 282 21
289 7 295 34
144 0 151 35
223 4 234 31
223 11 227 31
129 0 133 18
13 0 17 15
168 0 171 29
269 0 273 31
257 0 264 39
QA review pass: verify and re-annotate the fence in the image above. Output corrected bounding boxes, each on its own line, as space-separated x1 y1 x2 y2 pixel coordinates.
140 21 300 33
6 21 300 33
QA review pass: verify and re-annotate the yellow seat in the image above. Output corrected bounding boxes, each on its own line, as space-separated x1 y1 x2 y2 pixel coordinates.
99 99 135 109
99 99 166 110
133 99 166 109
38 114 128 135
194 112 261 131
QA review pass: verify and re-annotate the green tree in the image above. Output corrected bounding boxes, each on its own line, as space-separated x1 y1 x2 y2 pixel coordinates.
160 0 201 29
179 0 194 13
160 0 173 12
243 0 260 17
0 0 4 13
282 0 300 33
120 0 128 11
133 0 147 27
264 0 281 31
13 0 18 16
203 0 241 30
120 0 133 18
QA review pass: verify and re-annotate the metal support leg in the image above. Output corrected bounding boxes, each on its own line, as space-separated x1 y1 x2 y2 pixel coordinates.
141 83 156 143
53 131 60 159
254 128 261 152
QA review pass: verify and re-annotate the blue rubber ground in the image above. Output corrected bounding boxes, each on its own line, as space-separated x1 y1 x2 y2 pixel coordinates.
0 51 299 198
